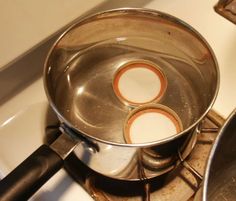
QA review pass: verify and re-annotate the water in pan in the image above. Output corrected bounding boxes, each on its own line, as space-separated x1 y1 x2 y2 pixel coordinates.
54 36 206 143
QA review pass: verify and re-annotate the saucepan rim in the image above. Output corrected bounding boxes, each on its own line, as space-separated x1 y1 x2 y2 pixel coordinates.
43 8 220 148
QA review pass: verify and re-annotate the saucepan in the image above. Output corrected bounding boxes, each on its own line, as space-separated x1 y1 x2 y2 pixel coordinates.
0 8 219 201
194 109 236 201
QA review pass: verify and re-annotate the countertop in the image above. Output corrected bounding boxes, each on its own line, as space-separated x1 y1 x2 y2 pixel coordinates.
0 0 105 70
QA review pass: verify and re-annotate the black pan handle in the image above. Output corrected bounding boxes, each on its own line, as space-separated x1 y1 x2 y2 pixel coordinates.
0 145 63 201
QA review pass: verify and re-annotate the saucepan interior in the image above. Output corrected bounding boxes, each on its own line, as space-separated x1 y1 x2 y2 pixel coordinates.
44 8 219 146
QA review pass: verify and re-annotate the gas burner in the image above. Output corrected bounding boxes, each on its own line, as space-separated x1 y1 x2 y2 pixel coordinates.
45 109 224 201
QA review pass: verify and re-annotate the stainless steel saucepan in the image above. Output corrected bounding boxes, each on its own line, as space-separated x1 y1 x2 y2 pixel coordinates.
194 109 236 201
0 8 219 201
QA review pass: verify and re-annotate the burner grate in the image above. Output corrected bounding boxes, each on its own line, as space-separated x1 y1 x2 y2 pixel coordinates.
45 109 224 201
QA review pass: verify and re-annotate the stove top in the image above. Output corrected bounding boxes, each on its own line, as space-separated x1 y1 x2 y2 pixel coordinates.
49 110 224 201
0 102 224 200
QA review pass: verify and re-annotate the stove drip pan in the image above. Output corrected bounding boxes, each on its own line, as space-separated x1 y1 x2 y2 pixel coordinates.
45 109 224 201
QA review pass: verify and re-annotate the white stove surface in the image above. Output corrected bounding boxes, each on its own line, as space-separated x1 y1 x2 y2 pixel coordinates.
0 0 236 200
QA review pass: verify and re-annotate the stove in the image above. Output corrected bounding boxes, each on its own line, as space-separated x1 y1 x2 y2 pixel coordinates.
0 1 236 201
